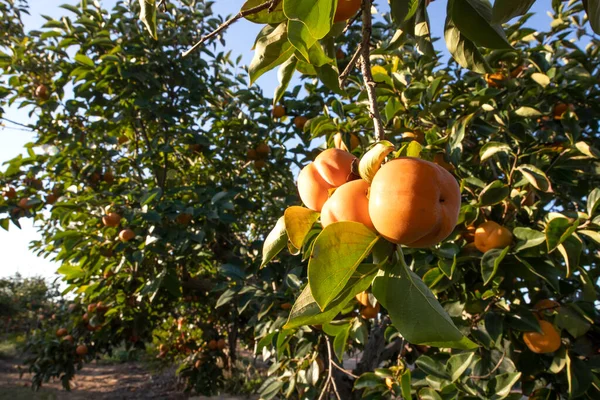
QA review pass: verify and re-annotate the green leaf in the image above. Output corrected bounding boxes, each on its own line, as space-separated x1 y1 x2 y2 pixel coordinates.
57 264 85 280
448 112 477 164
419 388 443 400
74 53 95 68
417 356 450 379
492 0 536 24
488 372 522 400
308 222 379 310
557 235 583 277
531 72 551 87
287 20 317 62
284 264 377 329
514 106 542 118
249 23 295 84
545 217 579 253
479 180 510 206
566 353 593 398
401 369 412 400
284 206 319 249
332 323 351 361
517 164 552 192
450 0 512 50
513 227 546 251
242 0 286 24
283 0 335 40
354 372 383 389
390 0 420 23
138 0 157 40
587 188 600 217
480 142 512 162
274 56 296 105
372 257 477 349
584 0 600 35
261 216 287 268
444 7 490 74
140 187 162 205
555 305 591 338
481 247 510 286
446 352 476 382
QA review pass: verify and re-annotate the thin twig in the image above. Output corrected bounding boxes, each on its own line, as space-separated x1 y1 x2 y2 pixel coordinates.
182 0 281 57
0 117 32 130
331 360 359 379
338 43 362 87
471 298 499 325
342 9 362 35
317 379 330 400
469 352 506 380
325 336 342 400
358 0 385 141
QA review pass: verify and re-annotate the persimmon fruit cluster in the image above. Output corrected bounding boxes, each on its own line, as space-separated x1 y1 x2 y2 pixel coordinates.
298 151 462 248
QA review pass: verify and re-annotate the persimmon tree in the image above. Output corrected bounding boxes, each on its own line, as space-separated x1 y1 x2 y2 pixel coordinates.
0 0 599 399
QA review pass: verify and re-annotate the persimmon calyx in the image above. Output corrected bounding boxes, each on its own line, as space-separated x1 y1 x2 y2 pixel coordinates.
359 140 395 183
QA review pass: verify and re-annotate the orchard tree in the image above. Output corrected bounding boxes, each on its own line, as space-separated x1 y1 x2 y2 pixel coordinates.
0 0 599 399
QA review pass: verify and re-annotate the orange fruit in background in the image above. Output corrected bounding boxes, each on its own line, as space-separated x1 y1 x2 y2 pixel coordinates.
76 344 88 356
45 193 58 205
256 143 270 157
334 132 360 151
320 180 374 231
294 116 308 130
334 0 361 22
553 102 575 119
176 213 192 225
18 198 33 210
297 149 357 212
63 335 74 343
102 212 121 227
485 72 506 88
247 149 258 161
369 158 461 248
355 291 370 307
217 338 226 350
82 313 89 322
523 320 561 353
208 339 218 350
35 84 50 100
119 228 135 242
280 302 292 310
3 187 16 199
533 299 560 317
360 303 380 319
272 105 285 118
474 221 512 253
87 303 96 313
56 328 67 337
254 159 266 169
103 170 115 185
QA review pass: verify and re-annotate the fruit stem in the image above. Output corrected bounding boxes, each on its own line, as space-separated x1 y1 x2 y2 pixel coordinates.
359 0 385 142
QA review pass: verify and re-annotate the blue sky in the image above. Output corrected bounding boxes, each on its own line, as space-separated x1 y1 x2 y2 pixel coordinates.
0 0 556 280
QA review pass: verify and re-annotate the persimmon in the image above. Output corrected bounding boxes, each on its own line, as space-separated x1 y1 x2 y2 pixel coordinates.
334 132 360 151
474 221 513 253
208 339 218 350
272 105 285 118
553 102 575 119
297 149 357 212
533 299 560 317
280 302 292 310
103 170 115 184
102 212 121 227
35 84 50 100
355 291 369 307
523 320 561 353
67 304 77 313
63 335 74 343
18 198 33 210
360 303 380 319
334 0 361 22
256 143 270 157
320 180 375 231
294 116 308 130
485 72 506 88
76 344 88 356
176 213 192 225
217 338 226 350
247 149 258 161
56 328 68 337
119 228 135 242
369 158 461 247
96 301 108 313
3 187 16 199
45 193 58 205
254 159 266 169
82 313 89 322
87 303 96 313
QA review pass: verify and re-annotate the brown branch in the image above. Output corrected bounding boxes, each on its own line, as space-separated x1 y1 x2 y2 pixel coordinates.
182 0 282 57
342 9 363 35
0 117 33 130
358 0 385 141
469 352 505 380
331 360 359 379
325 336 342 400
338 43 362 88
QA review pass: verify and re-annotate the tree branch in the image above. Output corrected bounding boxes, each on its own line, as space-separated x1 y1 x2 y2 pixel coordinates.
338 43 363 88
358 0 385 141
182 0 282 57
1 117 33 130
324 336 342 400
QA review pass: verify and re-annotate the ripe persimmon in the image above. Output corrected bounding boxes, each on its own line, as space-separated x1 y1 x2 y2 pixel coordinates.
76 344 88 356
297 149 357 212
533 299 560 317
523 320 561 353
254 159 266 169
294 116 308 130
18 198 33 210
87 304 96 313
45 193 58 205
217 338 226 350
280 302 292 310
103 170 115 185
368 158 461 247
247 149 258 161
272 105 285 118
56 328 67 337
256 143 270 157
102 212 121 227
320 180 374 231
474 221 512 253
208 339 218 350
334 0 361 22
119 228 135 242
3 187 16 199
360 303 380 319
176 213 192 225
334 132 360 151
355 291 369 307
35 84 50 100
485 72 506 88
63 335 74 343
553 102 575 119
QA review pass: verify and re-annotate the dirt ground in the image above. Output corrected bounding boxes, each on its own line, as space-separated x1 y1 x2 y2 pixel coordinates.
0 358 251 400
